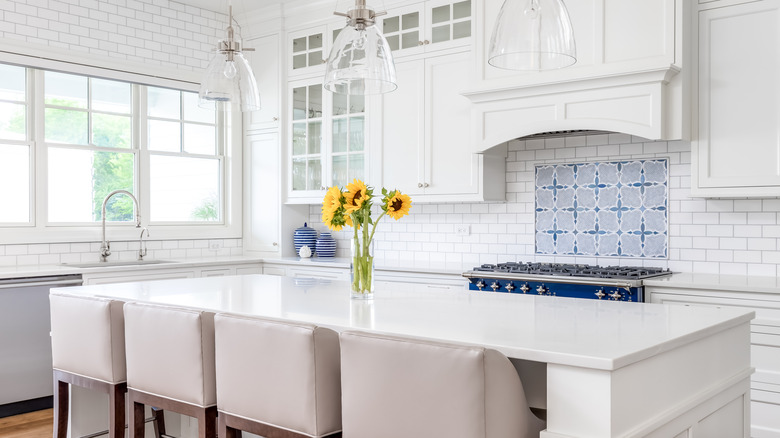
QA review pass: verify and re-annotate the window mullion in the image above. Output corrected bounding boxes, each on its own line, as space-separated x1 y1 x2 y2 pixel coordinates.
33 69 47 228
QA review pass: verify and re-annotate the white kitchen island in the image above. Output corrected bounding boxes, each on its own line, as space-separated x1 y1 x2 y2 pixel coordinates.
55 274 754 438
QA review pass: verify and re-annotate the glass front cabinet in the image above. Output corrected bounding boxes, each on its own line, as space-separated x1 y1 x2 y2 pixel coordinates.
288 78 368 202
378 0 473 58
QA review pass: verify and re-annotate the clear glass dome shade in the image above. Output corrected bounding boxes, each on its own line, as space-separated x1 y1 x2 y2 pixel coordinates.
199 46 260 112
324 24 398 95
488 0 576 71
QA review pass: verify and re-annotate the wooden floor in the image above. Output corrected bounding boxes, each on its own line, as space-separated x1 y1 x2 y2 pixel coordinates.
0 409 53 438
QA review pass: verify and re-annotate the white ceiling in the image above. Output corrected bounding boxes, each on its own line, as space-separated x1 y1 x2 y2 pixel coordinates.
178 0 282 14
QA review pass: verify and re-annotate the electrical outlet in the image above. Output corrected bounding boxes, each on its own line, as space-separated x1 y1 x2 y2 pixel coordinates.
455 225 470 236
209 242 222 251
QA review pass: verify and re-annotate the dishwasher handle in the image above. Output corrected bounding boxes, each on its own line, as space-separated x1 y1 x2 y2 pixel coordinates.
0 276 83 289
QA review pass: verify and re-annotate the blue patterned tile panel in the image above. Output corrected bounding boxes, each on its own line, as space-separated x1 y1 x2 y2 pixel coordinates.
535 159 668 258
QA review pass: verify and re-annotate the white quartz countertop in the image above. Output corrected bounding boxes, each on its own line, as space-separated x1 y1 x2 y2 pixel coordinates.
54 274 754 371
644 272 780 295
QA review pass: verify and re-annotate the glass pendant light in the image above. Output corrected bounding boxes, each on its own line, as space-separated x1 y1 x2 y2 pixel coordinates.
488 0 576 71
199 1 260 112
324 0 397 95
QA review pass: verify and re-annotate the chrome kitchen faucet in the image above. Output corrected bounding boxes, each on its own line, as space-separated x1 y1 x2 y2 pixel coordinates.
100 190 142 262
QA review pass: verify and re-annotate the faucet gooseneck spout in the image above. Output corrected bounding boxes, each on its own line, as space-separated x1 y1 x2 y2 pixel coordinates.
100 190 142 262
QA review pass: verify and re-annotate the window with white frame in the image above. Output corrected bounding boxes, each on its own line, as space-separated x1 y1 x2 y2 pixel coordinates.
0 64 31 224
0 61 231 236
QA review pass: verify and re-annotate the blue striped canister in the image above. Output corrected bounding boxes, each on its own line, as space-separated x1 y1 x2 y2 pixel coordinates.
293 223 317 257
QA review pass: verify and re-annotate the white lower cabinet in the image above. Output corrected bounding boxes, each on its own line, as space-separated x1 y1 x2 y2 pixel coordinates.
262 263 349 281
372 50 505 202
646 286 780 437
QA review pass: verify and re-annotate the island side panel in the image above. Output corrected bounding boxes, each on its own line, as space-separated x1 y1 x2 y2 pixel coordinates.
542 322 752 438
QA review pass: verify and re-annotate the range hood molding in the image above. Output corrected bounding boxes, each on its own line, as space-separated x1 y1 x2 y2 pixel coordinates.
464 65 683 153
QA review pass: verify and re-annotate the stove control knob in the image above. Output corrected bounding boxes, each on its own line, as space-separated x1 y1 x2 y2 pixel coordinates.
609 290 623 301
505 282 515 292
490 281 501 291
595 289 606 300
476 280 486 291
536 285 547 295
520 283 530 293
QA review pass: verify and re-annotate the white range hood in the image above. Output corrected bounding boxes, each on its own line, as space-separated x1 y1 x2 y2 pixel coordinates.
465 0 687 152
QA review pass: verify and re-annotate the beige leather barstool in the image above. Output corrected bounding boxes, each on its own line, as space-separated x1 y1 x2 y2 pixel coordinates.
49 292 164 438
339 331 546 438
123 302 217 438
214 313 342 438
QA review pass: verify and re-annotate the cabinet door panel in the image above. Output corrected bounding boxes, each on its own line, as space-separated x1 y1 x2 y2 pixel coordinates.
697 1 780 189
245 132 280 252
425 51 479 195
245 34 280 130
380 59 425 195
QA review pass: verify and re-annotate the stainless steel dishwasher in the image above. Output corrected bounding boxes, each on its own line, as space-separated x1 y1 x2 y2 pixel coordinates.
0 274 82 417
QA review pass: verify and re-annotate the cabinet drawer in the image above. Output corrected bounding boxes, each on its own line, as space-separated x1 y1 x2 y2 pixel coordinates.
287 267 349 281
649 292 780 326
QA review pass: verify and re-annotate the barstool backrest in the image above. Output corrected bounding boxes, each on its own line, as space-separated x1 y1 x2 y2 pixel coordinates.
340 331 545 438
215 313 342 437
50 292 126 384
123 302 216 407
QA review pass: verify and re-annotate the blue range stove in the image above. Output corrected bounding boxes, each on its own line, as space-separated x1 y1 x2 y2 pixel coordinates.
462 262 672 302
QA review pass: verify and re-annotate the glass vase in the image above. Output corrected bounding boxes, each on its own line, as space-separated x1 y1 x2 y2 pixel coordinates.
350 238 374 299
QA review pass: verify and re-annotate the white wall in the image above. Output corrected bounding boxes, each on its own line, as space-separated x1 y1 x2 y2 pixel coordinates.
310 133 780 277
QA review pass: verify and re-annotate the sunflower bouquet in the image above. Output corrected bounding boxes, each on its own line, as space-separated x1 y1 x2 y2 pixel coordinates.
321 179 412 297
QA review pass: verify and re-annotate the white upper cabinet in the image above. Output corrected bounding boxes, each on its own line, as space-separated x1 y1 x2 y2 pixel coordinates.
288 26 328 77
691 0 780 197
373 51 505 202
377 0 474 58
244 33 280 131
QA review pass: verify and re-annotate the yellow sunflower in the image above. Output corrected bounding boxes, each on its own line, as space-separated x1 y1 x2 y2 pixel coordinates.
344 179 369 214
385 191 412 220
322 186 346 231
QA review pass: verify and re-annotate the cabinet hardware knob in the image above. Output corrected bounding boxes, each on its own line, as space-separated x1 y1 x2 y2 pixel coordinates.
320 186 326 190
424 39 430 45
424 183 429 188
418 183 423 188
273 242 278 246
418 41 424 46
272 117 278 121
322 59 327 64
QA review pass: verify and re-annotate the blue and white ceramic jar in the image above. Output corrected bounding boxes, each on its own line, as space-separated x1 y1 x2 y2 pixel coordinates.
293 223 317 257
315 232 337 258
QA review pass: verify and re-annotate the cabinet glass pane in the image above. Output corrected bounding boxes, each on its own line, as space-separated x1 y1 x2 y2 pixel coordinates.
45 108 87 144
307 158 322 190
45 71 87 108
402 12 419 30
292 123 306 155
453 0 471 19
0 144 30 223
293 37 306 53
308 121 322 154
332 155 347 187
432 5 450 23
350 95 365 114
0 102 25 141
292 87 307 120
453 21 471 39
309 85 323 118
92 114 131 148
386 35 400 51
402 31 420 49
308 51 323 67
292 158 306 190
309 34 323 49
183 123 216 155
148 120 181 152
432 25 450 43
350 117 364 151
92 78 131 114
351 154 365 181
293 54 307 70
384 16 399 33
147 87 181 119
0 64 25 101
333 93 348 116
333 118 348 153
333 28 343 43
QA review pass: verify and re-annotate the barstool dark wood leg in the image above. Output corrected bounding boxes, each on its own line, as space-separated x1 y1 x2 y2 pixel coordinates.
53 378 69 438
199 406 217 438
151 407 166 438
107 383 126 438
129 399 145 438
218 413 240 438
